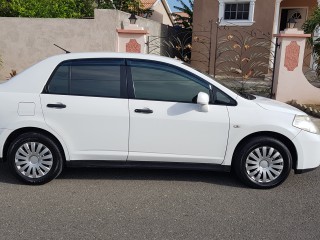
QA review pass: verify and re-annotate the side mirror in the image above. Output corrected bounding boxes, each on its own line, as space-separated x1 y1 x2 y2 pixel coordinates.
197 92 210 112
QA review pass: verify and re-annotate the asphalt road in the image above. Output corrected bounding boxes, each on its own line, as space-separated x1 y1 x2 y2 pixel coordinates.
0 162 319 240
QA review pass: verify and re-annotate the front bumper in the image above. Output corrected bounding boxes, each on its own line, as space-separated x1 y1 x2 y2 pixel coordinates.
292 130 320 172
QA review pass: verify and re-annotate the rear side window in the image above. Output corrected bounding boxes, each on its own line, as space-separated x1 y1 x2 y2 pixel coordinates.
48 65 69 94
47 59 124 98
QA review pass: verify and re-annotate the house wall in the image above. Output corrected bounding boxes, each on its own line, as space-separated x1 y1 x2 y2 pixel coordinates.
0 9 163 80
281 0 317 11
191 0 277 74
149 0 173 26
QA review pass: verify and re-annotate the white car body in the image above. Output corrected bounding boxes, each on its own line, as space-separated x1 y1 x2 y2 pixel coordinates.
0 53 319 187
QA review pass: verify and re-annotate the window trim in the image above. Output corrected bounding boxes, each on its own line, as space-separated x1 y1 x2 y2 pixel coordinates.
218 0 256 26
43 58 127 99
43 58 237 106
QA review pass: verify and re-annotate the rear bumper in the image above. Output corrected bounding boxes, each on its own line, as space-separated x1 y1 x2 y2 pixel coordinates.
0 128 12 159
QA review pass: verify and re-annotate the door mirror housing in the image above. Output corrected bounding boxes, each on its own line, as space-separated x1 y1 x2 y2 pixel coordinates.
197 92 210 112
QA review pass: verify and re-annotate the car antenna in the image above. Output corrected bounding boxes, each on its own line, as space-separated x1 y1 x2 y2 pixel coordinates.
53 44 71 54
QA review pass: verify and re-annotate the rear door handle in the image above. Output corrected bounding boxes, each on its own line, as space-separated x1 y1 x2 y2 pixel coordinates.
47 103 66 109
134 108 153 114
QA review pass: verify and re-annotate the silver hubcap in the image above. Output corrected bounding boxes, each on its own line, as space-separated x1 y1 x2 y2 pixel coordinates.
245 146 284 183
15 142 53 178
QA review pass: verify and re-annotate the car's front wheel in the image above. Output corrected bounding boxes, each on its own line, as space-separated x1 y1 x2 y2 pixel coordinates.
233 136 292 189
7 132 64 184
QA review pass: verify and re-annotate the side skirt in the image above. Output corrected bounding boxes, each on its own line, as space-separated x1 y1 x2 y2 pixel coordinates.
66 160 231 172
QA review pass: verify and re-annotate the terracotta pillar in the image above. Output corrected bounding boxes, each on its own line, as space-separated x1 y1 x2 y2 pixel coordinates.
272 28 320 104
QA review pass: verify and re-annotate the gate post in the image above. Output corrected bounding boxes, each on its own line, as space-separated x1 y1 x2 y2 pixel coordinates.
272 28 320 104
116 22 148 54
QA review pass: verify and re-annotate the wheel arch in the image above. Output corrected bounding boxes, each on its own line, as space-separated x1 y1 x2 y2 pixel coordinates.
231 131 298 170
2 127 69 162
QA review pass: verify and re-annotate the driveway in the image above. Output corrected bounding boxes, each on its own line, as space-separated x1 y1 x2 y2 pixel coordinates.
0 162 319 239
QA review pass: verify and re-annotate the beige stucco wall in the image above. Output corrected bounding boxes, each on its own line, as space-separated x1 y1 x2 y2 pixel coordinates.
191 0 277 74
150 0 173 26
0 9 163 80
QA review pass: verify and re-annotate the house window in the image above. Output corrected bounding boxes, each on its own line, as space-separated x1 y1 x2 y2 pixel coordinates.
224 3 250 20
291 12 302 20
219 0 256 26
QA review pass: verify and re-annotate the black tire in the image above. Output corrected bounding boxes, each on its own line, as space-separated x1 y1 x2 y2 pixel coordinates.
7 132 64 184
233 136 292 189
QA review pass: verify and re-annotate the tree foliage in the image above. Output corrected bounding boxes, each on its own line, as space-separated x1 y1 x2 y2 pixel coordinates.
96 0 152 15
0 0 152 18
0 0 95 18
303 7 320 76
171 0 193 30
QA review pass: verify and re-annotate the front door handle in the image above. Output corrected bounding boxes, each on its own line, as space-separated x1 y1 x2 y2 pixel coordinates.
134 108 153 114
47 103 66 109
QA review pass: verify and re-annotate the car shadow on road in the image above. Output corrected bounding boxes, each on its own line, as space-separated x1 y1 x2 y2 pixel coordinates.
0 163 247 188
0 163 21 185
59 167 247 188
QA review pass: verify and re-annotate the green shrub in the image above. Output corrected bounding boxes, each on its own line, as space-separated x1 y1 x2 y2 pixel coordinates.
0 0 95 18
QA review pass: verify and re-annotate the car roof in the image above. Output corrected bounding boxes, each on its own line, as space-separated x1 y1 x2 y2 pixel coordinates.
46 52 184 65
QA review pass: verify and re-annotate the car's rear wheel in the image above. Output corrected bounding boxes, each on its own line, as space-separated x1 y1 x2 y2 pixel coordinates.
7 132 64 184
233 136 292 189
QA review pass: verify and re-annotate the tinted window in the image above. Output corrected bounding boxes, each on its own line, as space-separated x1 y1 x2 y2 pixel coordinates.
47 59 124 98
129 60 210 103
214 88 236 105
48 65 69 94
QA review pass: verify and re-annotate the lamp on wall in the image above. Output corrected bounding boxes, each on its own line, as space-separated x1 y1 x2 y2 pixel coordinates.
129 13 137 24
287 18 297 29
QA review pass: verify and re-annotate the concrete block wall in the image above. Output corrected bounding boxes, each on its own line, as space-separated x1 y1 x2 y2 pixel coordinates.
0 9 164 80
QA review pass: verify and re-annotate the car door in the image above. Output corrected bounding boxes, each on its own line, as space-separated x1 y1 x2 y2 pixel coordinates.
40 58 129 161
127 59 231 164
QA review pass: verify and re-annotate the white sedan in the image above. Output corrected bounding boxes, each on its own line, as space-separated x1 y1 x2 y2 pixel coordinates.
0 53 319 188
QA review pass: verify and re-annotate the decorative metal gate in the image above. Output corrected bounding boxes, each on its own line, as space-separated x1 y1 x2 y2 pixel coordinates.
146 21 279 98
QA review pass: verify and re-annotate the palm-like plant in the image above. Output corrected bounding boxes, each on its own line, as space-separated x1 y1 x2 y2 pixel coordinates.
171 0 193 30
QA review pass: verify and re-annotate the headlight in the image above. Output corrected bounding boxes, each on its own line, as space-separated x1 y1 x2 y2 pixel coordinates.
293 115 320 134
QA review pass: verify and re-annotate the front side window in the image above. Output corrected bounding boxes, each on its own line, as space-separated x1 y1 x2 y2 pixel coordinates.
47 59 124 98
128 60 210 103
